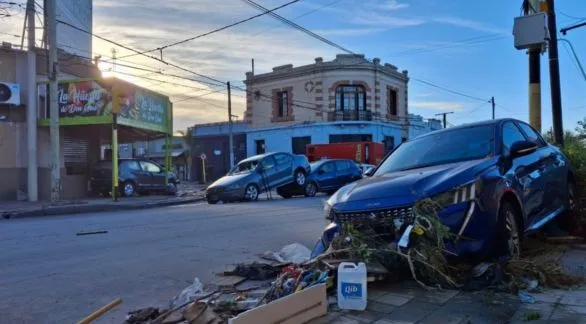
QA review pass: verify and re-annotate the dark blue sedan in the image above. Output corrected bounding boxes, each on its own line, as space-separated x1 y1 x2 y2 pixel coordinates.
304 159 363 197
312 119 578 259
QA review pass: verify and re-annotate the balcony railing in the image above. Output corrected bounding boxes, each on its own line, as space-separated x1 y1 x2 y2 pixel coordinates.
327 110 373 122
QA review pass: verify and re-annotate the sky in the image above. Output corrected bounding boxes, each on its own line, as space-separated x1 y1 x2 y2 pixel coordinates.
1 0 586 132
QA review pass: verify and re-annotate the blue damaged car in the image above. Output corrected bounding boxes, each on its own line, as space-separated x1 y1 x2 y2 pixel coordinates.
311 119 579 259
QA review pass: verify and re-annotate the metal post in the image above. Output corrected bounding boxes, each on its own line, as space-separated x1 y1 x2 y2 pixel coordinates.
491 96 495 120
227 81 234 168
202 158 207 184
435 112 454 128
525 0 542 132
47 0 61 202
26 0 38 201
112 114 118 201
546 0 564 146
252 58 255 75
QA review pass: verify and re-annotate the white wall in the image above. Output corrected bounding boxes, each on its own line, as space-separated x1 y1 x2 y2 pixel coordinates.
245 122 404 157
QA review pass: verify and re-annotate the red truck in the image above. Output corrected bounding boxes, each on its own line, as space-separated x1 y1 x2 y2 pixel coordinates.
306 142 385 165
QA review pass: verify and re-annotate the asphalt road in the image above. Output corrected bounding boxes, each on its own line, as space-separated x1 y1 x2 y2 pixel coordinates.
0 195 327 324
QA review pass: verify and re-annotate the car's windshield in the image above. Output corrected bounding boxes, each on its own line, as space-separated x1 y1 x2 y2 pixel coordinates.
230 159 260 175
375 125 495 174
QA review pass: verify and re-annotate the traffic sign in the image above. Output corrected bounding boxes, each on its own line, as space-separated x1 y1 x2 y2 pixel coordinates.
200 153 207 160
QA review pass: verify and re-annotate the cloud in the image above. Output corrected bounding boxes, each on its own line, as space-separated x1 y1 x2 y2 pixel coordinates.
351 12 425 28
410 101 465 111
377 0 410 11
314 27 387 36
432 17 509 35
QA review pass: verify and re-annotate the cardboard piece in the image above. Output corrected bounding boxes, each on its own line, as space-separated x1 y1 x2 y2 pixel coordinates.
228 284 327 324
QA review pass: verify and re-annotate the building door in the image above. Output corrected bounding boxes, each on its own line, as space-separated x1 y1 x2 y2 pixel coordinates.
292 136 311 155
255 140 266 155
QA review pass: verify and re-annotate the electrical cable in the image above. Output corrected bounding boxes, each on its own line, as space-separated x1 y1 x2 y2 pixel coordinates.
242 0 353 54
114 0 301 61
186 0 345 66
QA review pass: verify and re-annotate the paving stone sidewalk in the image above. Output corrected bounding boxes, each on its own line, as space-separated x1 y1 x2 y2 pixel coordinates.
311 281 586 323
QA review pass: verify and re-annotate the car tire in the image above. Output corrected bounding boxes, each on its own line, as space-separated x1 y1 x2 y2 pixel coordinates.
294 169 306 186
121 181 136 198
495 201 522 259
166 181 178 195
558 181 582 232
305 182 318 197
244 184 259 201
207 200 218 205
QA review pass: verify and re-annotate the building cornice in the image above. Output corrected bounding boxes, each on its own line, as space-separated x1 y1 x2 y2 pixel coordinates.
244 54 408 85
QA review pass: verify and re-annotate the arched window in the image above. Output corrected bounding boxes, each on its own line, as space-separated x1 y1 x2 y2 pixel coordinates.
335 85 365 111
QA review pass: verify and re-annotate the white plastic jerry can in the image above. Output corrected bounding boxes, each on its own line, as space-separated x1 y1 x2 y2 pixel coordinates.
337 262 368 311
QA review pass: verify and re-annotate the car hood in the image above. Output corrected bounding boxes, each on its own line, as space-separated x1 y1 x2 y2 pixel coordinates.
330 158 495 210
209 173 254 188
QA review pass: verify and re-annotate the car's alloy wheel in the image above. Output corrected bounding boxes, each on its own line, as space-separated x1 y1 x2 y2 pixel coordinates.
295 170 306 186
122 182 135 197
305 182 317 197
167 182 178 195
244 184 259 201
498 202 521 260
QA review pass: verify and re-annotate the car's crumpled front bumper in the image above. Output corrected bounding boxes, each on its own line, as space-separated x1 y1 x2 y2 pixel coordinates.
310 200 497 259
206 187 245 202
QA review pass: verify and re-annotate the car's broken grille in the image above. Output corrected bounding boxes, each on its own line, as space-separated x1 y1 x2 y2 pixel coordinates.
334 206 415 228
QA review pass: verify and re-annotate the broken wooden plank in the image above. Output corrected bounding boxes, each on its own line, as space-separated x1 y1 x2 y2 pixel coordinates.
228 284 327 324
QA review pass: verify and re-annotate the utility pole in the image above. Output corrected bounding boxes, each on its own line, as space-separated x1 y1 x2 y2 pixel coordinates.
491 96 496 120
227 81 234 168
26 0 37 201
546 0 564 146
47 0 61 202
435 112 454 128
524 0 542 133
251 58 255 75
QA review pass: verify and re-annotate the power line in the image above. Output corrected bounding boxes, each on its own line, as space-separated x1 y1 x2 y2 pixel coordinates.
242 0 353 54
389 34 508 57
56 19 227 87
187 0 345 66
115 0 301 61
557 11 586 22
411 78 488 102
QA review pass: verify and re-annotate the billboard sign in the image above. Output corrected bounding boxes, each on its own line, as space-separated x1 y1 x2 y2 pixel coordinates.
49 79 172 134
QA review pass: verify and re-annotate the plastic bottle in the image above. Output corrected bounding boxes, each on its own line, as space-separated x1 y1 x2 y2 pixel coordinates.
337 262 367 311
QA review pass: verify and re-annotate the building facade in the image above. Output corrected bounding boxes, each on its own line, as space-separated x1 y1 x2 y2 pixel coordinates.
188 54 442 184
244 54 410 136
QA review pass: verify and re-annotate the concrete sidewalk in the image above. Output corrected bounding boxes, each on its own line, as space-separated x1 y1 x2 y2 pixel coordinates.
312 245 586 323
0 182 206 219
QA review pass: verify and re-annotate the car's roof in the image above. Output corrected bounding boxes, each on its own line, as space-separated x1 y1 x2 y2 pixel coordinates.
415 118 520 140
239 152 275 163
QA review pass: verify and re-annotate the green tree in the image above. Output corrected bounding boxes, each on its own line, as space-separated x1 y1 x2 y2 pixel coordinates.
576 118 586 138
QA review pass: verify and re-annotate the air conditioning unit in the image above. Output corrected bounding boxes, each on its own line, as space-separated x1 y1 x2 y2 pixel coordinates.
0 82 21 106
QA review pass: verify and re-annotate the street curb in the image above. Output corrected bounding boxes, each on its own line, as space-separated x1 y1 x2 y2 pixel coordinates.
1 196 205 220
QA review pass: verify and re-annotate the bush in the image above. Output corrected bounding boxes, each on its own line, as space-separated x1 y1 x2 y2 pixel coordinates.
543 130 586 184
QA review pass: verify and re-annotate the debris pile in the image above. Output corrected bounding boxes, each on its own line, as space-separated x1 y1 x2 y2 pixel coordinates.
126 200 586 322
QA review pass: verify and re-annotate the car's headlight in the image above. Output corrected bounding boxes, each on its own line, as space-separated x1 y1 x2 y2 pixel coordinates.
324 200 334 220
433 179 483 208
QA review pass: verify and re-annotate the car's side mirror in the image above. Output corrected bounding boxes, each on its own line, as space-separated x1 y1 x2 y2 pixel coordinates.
317 169 325 175
257 165 264 173
364 169 375 177
510 140 538 158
